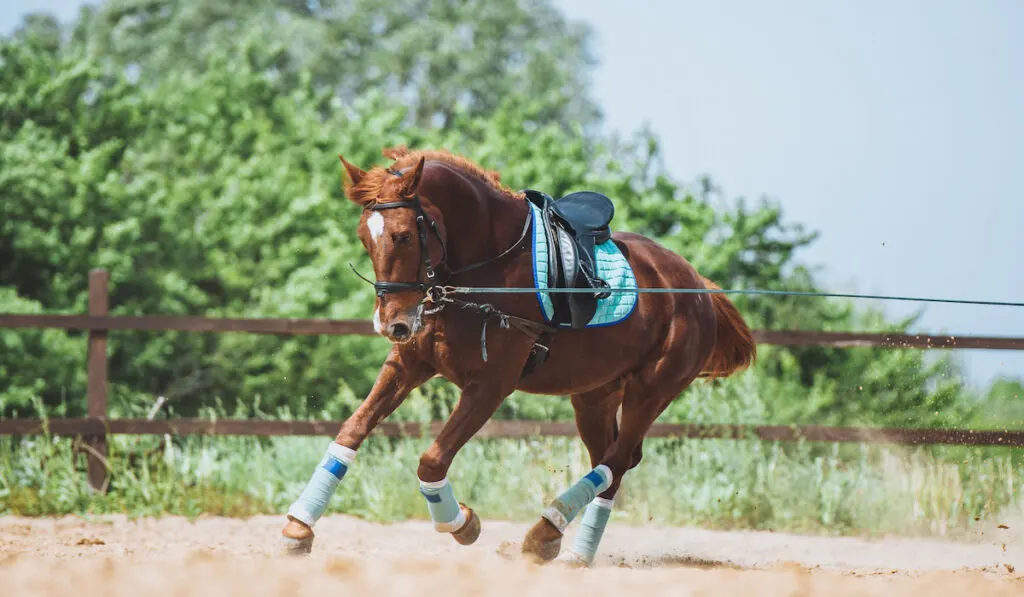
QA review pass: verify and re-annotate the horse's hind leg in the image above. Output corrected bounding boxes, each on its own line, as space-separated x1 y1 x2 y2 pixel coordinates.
522 323 712 564
521 379 691 563
559 384 623 566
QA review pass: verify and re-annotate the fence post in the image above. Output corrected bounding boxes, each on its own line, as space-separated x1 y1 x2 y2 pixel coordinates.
86 268 109 491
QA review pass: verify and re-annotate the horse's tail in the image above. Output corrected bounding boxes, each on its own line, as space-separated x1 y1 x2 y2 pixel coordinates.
699 277 756 379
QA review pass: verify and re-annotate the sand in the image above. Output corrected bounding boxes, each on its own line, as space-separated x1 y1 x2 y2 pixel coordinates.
2 514 1023 596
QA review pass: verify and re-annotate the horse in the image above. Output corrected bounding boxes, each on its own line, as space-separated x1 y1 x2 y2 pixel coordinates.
280 146 756 565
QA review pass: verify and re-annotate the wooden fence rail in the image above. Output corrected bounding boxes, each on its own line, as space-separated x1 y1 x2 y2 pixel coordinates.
2 417 1023 447
2 268 1023 490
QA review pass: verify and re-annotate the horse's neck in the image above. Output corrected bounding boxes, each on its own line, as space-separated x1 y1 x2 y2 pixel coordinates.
438 179 529 277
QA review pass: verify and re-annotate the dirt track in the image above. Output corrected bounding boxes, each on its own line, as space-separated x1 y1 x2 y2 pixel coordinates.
2 514 1023 596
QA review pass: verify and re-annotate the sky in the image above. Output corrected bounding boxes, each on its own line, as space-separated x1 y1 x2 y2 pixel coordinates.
4 0 1023 388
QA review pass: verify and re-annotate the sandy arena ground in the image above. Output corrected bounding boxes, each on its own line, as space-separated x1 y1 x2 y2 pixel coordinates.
2 514 1024 596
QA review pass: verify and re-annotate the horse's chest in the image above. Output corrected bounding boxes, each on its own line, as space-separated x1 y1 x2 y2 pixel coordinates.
417 315 527 388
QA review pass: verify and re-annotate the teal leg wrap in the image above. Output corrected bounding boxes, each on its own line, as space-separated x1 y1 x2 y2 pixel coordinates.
569 498 613 565
287 442 356 528
541 465 612 533
419 478 466 532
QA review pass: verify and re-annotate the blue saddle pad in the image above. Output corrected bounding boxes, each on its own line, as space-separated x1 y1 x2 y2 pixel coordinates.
528 200 638 328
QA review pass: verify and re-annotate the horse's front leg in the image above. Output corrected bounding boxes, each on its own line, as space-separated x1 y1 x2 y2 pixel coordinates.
415 376 517 546
280 347 434 555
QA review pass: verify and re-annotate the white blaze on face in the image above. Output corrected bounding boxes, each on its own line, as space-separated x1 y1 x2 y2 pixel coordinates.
367 211 385 244
372 306 383 334
367 211 387 336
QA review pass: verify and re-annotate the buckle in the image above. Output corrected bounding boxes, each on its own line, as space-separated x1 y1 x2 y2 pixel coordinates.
422 285 453 315
425 286 447 304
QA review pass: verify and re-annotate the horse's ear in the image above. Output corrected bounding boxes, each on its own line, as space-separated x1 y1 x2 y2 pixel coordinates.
339 155 366 200
400 156 425 196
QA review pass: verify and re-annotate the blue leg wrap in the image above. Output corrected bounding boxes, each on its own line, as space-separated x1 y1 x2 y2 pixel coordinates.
569 498 614 565
419 478 466 532
287 442 356 528
541 465 612 533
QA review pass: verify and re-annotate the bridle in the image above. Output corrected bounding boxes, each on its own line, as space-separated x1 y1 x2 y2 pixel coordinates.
351 168 450 307
348 168 547 357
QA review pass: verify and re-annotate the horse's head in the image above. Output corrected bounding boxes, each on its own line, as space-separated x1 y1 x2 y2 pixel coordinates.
342 154 447 344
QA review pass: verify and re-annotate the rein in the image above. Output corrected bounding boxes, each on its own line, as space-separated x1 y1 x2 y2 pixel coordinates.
349 168 553 361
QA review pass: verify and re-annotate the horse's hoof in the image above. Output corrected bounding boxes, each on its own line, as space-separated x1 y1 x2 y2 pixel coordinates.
280 517 314 556
521 518 563 563
451 503 481 546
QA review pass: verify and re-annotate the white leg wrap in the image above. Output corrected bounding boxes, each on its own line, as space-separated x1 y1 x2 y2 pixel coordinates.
419 477 467 533
286 443 356 528
569 497 614 565
541 465 612 533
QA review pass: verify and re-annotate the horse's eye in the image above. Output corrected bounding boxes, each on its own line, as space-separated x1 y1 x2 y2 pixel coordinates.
391 231 412 245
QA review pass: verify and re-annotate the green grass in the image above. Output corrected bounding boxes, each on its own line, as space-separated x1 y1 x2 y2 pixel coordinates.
2 429 1021 539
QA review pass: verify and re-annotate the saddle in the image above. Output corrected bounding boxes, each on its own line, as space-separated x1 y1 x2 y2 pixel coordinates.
524 189 616 329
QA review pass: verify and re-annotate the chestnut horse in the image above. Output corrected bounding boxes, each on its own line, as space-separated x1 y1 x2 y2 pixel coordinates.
280 147 755 565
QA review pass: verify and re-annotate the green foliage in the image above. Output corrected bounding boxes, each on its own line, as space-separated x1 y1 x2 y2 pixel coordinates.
3 429 1022 538
0 291 85 415
969 378 1024 430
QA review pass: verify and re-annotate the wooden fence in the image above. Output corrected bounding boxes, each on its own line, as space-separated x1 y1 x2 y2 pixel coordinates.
2 268 1023 490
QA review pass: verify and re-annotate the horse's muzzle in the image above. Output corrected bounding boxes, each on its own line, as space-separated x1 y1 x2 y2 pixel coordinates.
377 303 425 344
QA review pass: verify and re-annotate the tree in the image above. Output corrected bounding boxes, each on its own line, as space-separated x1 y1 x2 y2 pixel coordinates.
69 0 600 131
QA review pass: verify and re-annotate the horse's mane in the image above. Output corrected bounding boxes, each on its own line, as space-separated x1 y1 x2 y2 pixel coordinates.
347 146 524 206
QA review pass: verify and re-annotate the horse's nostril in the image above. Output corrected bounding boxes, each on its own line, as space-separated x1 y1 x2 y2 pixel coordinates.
389 322 411 340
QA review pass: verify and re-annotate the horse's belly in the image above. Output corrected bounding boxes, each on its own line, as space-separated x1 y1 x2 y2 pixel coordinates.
513 325 654 396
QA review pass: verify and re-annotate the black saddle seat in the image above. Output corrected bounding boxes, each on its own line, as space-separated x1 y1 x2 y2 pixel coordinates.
550 191 614 242
522 189 617 333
